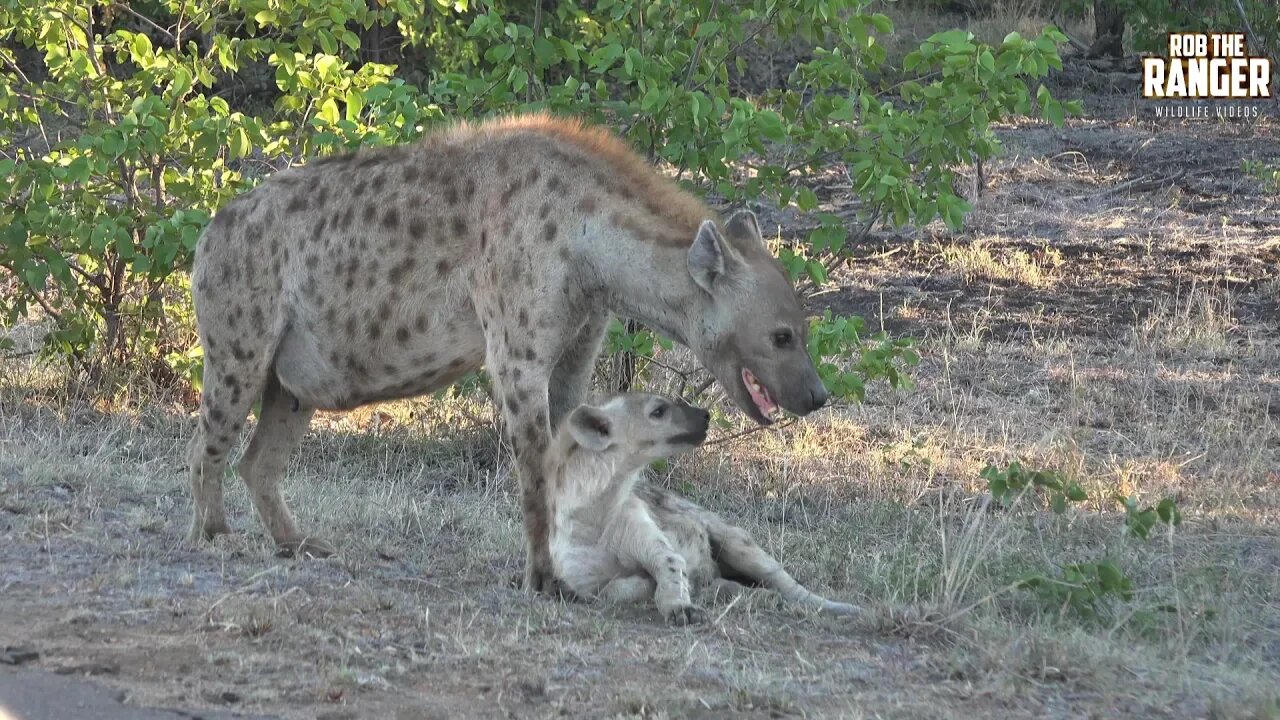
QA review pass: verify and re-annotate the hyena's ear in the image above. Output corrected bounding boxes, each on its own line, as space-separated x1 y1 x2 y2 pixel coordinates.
688 220 738 293
723 209 763 249
567 405 614 452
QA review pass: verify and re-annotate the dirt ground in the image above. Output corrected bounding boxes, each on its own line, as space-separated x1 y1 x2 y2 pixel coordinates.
2 55 1279 719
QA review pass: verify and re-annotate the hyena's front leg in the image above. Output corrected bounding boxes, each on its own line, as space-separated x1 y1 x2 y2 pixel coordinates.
620 509 704 625
486 345 561 594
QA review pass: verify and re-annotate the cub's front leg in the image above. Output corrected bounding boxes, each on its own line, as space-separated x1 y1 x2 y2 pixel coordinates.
617 504 704 626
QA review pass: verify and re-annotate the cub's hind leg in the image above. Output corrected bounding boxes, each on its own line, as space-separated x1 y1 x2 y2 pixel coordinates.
598 576 657 604
706 517 862 617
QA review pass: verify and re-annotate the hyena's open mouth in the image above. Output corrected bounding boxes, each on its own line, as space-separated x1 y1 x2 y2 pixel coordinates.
741 368 779 425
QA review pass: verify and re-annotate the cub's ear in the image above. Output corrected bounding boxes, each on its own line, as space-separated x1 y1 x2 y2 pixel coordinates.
723 209 763 247
688 220 730 293
567 405 614 452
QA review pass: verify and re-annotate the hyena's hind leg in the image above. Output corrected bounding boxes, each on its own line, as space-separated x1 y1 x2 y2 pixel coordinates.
236 373 333 558
188 352 269 543
598 576 658 604
705 517 862 617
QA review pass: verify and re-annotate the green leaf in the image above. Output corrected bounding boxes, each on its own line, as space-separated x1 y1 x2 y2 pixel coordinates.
228 126 251 159
254 10 278 25
318 98 340 125
1045 99 1064 127
796 187 818 211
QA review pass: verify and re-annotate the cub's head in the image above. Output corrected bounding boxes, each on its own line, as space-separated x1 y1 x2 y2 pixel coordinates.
565 393 710 467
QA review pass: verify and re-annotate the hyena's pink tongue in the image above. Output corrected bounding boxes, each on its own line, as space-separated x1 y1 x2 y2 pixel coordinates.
742 368 778 420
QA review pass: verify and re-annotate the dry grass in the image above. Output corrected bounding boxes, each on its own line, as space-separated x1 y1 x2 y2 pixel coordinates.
2 266 1277 717
3 34 1280 720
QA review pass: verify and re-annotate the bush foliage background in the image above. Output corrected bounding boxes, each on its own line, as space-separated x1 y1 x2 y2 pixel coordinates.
0 0 1081 400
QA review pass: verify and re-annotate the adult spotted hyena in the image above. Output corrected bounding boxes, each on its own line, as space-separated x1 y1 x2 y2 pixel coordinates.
188 114 828 592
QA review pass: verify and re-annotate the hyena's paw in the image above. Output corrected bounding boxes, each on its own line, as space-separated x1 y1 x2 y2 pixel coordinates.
662 604 706 627
188 519 232 544
275 536 339 559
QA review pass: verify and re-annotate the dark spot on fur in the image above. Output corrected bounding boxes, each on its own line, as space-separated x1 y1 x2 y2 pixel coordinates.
436 259 450 275
445 186 459 205
363 205 377 223
395 327 410 344
524 348 536 361
305 254 320 269
389 256 416 283
464 178 476 201
346 356 369 375
542 221 557 243
451 215 467 238
547 176 564 193
286 195 308 213
353 179 368 197
378 300 393 321
538 203 552 220
479 230 487 252
518 309 530 328
505 396 521 416
403 165 420 183
408 217 427 239
526 168 541 185
368 323 382 341
383 207 400 229
414 313 429 332
371 174 386 193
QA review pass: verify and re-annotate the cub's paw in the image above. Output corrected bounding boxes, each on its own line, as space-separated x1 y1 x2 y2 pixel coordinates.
275 536 339 559
662 604 706 627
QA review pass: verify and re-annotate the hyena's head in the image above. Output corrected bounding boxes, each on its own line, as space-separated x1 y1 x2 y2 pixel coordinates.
565 394 710 467
683 210 828 425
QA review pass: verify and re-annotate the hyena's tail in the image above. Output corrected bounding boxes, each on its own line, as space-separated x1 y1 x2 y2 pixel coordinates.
700 511 861 617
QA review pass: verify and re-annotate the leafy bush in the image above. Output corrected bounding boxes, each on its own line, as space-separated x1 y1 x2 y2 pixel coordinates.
2 0 1072 401
981 461 1182 619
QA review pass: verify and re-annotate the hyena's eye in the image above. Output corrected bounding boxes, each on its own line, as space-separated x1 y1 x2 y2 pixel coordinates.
773 329 793 349
649 403 667 419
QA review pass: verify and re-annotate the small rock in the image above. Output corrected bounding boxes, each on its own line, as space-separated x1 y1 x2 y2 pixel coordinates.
53 661 118 676
0 646 39 665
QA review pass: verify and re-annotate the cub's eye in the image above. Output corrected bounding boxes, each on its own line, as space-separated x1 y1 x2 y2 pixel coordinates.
649 404 667 419
773 329 793 349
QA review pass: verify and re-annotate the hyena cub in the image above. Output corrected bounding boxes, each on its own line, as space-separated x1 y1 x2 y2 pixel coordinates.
545 393 860 625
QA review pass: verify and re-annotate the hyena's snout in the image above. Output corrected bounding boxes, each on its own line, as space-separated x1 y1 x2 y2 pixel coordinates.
671 402 711 446
805 380 829 414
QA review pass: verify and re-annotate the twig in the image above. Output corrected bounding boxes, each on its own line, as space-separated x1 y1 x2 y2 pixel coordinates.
1049 12 1091 55
1073 169 1186 200
703 418 796 447
688 4 780 95
1231 0 1263 58
113 2 178 45
683 0 720 87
